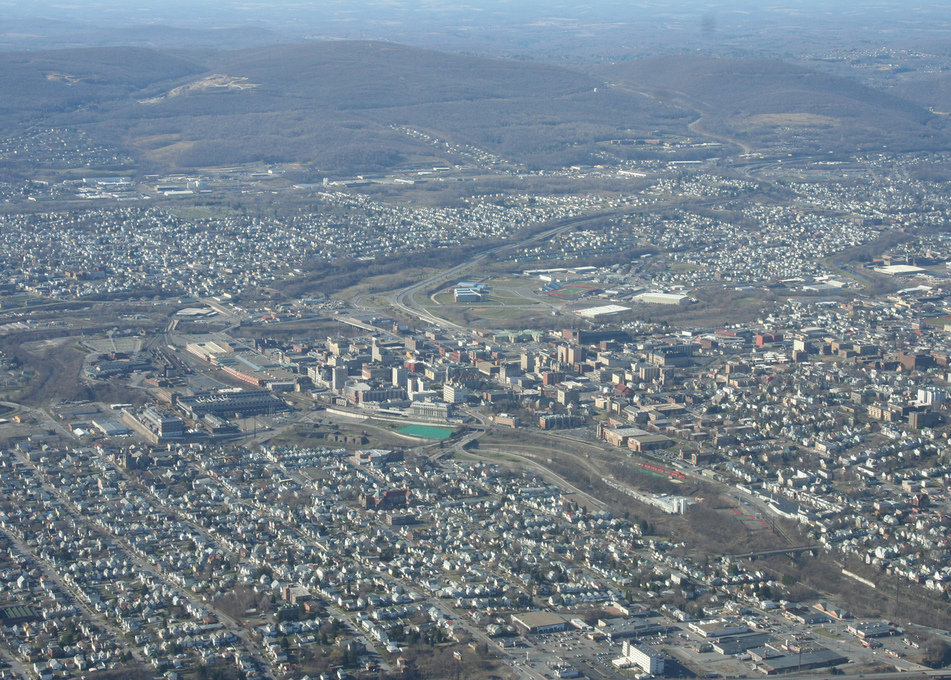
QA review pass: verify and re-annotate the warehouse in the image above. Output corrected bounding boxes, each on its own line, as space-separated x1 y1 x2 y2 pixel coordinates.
511 612 568 634
633 291 691 305
576 304 630 321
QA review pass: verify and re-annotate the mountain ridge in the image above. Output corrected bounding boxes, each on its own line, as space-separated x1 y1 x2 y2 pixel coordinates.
0 41 946 174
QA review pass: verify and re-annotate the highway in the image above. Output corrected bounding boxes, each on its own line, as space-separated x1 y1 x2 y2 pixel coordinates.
387 208 646 330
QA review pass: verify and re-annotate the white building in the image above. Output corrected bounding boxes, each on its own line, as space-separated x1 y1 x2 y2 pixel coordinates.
614 641 664 675
633 291 690 305
576 304 631 320
918 387 947 406
408 400 449 421
443 383 467 404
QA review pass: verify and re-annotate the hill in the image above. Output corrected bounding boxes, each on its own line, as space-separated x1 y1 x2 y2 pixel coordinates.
890 75 951 115
0 47 203 123
594 55 950 154
0 43 947 177
17 41 693 173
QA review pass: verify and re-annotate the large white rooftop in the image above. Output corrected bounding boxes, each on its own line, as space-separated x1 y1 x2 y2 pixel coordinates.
576 304 631 318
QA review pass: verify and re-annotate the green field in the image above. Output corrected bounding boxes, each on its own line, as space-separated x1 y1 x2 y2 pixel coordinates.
398 425 456 439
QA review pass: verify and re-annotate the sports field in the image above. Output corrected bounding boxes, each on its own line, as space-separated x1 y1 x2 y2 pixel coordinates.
398 425 455 439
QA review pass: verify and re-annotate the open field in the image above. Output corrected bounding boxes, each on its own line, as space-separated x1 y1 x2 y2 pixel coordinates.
744 112 841 128
545 283 599 298
432 289 536 307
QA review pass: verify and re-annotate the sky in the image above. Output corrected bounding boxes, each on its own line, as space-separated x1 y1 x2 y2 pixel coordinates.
2 1 950 57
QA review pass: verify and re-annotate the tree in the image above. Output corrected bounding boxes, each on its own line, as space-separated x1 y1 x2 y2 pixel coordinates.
921 635 951 668
327 647 346 667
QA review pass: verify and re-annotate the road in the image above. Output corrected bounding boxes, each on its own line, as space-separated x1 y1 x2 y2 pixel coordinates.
776 671 947 680
462 444 607 511
13 448 277 679
0 524 144 669
428 426 485 461
470 421 811 556
420 596 551 680
386 208 646 330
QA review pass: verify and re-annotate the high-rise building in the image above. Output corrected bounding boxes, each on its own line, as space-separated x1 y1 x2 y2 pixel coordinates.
621 641 664 675
331 366 348 391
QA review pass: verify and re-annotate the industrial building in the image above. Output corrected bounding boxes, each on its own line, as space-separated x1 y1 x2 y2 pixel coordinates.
755 647 847 675
176 389 288 418
454 281 489 302
185 339 297 390
689 620 749 639
510 612 568 635
633 291 691 305
575 304 630 320
139 407 184 439
120 406 184 444
454 288 483 302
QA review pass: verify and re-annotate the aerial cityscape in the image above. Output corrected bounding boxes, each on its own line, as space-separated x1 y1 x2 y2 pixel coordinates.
1 1 951 679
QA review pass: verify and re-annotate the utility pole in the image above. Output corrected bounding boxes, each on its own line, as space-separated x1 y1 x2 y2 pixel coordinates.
892 569 902 623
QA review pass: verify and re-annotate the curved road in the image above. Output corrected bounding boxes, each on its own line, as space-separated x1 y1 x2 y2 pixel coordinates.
388 208 646 330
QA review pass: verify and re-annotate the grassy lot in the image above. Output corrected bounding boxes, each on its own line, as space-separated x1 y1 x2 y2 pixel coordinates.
433 289 537 307
335 267 441 301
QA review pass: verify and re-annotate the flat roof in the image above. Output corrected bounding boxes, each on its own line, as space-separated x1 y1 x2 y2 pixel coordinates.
606 426 650 436
512 611 568 628
576 304 631 318
878 264 925 275
634 292 688 301
760 648 847 672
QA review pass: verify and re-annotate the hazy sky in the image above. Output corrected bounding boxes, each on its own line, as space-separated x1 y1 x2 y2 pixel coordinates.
6 1 949 28
3 0 950 56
